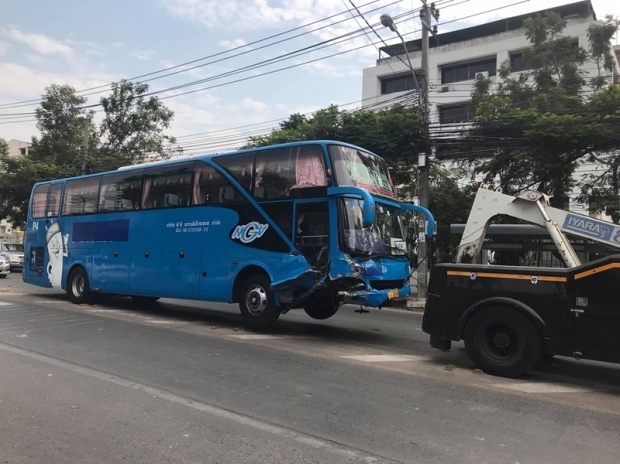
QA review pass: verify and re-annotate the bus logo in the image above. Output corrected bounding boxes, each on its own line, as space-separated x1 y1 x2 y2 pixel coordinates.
231 222 269 243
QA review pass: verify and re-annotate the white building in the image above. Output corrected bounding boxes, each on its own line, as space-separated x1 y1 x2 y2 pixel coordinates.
362 0 620 214
7 139 31 157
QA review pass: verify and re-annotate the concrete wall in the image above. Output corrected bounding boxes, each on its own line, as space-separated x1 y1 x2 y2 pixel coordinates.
7 139 31 157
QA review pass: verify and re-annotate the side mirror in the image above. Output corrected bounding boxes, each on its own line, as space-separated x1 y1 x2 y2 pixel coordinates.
327 187 376 227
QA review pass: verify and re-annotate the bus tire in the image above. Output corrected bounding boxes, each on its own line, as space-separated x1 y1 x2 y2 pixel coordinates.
464 306 542 378
67 267 93 305
239 274 280 329
303 295 339 320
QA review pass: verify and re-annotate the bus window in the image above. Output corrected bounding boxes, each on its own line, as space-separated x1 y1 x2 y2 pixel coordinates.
63 177 101 216
213 152 255 194
100 170 143 212
142 163 192 210
31 184 49 219
260 202 294 241
47 184 62 218
254 145 326 201
192 162 242 205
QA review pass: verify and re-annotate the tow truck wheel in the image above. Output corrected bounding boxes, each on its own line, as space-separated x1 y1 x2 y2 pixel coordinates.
239 274 281 330
464 306 542 378
303 295 340 320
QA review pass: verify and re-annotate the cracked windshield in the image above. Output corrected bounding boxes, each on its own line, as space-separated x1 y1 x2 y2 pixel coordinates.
1 0 619 463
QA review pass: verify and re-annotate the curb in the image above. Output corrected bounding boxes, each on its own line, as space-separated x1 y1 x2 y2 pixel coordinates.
387 298 425 313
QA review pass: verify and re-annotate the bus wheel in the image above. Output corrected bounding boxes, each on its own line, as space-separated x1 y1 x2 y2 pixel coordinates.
67 267 93 305
239 274 280 329
464 306 542 378
303 295 339 320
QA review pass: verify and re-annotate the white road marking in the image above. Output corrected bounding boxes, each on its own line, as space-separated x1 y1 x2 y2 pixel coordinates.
492 382 591 394
228 334 287 340
0 341 383 463
0 302 13 306
33 300 65 304
146 320 184 325
341 354 430 363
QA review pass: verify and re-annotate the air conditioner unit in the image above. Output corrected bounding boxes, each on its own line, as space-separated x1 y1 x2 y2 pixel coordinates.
475 71 489 80
440 85 454 93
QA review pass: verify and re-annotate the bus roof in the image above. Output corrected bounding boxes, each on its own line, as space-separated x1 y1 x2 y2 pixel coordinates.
31 140 384 187
117 140 381 171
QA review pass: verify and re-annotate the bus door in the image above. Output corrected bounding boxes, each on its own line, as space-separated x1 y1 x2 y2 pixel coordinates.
294 200 329 268
25 182 63 288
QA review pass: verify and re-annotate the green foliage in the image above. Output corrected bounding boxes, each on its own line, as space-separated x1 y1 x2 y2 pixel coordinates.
464 12 620 212
96 80 177 171
0 80 178 223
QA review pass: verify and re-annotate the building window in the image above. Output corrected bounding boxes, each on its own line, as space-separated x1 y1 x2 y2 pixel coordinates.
439 103 473 124
510 40 578 74
441 58 497 84
19 148 27 156
510 53 529 72
380 73 421 95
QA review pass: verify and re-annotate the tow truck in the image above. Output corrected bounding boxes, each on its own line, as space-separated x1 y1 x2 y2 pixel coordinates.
422 186 620 377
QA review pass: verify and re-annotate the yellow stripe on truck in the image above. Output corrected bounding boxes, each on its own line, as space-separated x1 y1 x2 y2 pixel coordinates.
446 270 566 282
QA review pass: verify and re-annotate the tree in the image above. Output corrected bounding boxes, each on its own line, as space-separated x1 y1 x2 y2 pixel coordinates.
463 13 620 211
0 81 179 223
96 80 178 172
30 84 93 175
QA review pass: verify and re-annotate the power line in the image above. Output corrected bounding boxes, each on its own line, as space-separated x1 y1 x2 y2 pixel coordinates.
0 0 393 109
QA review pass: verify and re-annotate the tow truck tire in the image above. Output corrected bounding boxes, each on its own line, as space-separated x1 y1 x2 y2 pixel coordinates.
67 267 93 305
303 295 339 320
239 274 281 330
464 306 542 378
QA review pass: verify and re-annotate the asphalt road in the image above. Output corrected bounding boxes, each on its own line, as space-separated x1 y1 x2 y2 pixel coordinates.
1 274 620 464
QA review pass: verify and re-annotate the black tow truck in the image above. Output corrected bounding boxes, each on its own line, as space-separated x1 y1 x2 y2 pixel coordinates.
422 187 620 377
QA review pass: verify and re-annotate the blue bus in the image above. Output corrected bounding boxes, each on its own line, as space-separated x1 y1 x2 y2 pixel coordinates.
23 141 434 328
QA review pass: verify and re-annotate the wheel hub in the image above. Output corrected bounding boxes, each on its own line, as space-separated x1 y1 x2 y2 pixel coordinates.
246 285 267 316
72 275 84 296
493 332 510 348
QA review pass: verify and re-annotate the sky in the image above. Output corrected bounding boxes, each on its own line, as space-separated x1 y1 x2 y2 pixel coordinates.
0 0 618 154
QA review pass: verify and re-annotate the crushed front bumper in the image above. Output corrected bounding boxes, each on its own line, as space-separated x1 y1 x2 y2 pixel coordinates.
338 284 411 307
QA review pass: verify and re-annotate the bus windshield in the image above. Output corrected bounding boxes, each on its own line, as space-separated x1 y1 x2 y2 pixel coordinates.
329 145 396 199
338 199 405 257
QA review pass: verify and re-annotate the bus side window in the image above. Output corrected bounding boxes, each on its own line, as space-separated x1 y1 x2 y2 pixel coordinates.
31 184 49 219
62 177 100 216
212 152 255 194
142 163 193 210
47 184 62 218
99 170 143 212
193 162 244 205
254 144 326 201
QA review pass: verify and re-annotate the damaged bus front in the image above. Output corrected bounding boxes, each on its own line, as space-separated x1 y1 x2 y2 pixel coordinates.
271 144 434 322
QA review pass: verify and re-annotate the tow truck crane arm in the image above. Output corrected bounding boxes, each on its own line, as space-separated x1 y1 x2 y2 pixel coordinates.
456 187 620 267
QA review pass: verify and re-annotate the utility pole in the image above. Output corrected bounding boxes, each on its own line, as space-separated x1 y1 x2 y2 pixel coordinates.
417 1 439 299
80 118 89 176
